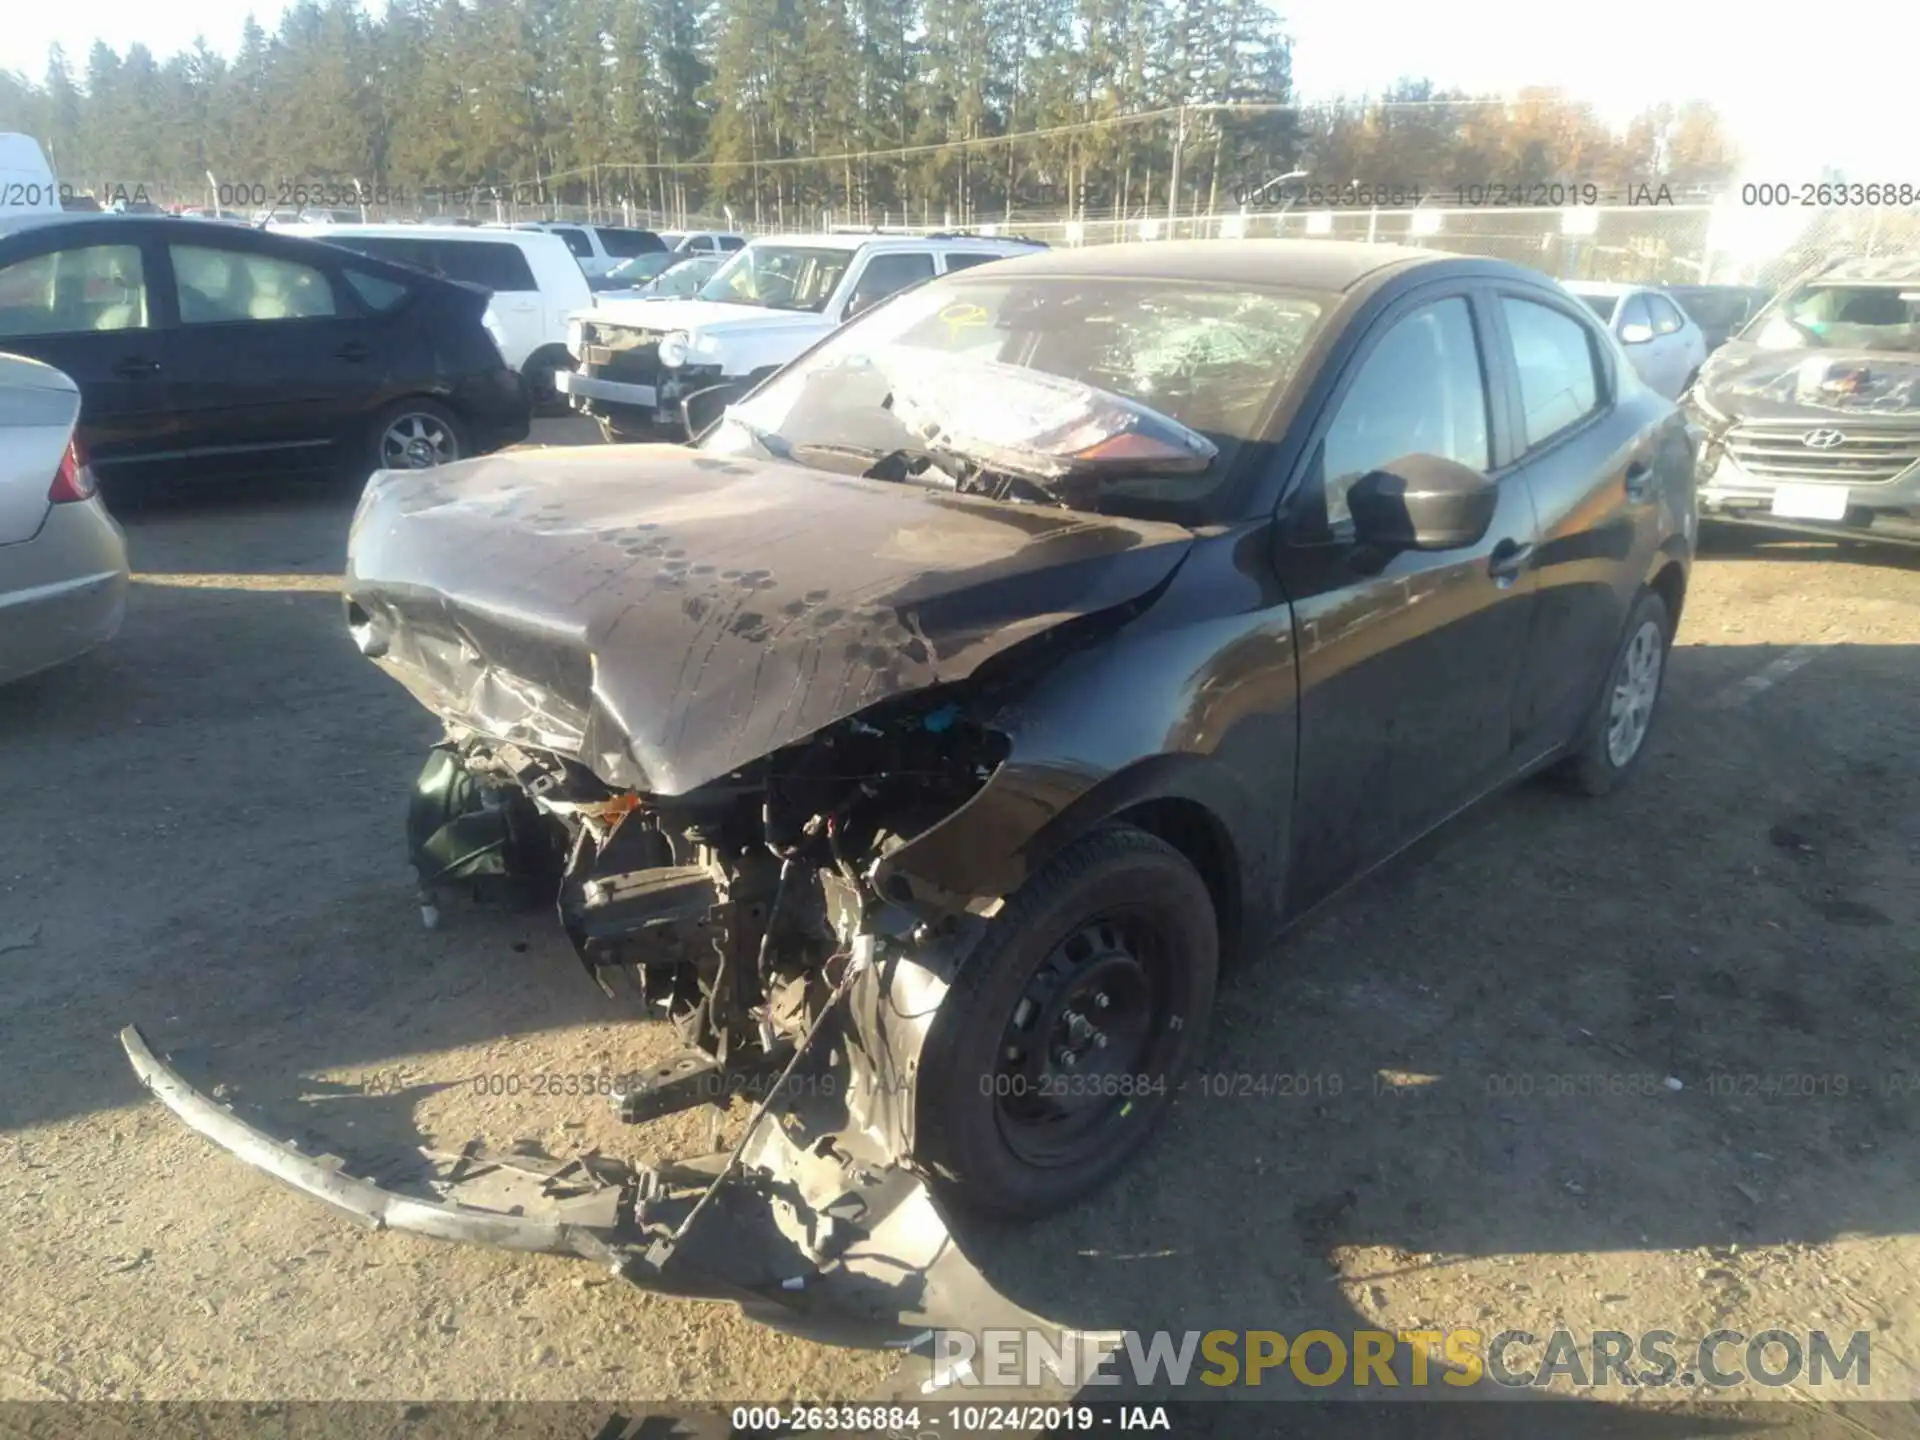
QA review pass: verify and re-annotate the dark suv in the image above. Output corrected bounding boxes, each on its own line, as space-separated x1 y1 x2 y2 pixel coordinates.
0 214 529 490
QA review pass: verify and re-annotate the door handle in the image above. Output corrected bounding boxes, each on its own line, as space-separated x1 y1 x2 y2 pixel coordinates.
1625 458 1654 499
112 357 160 378
334 342 370 362
1488 539 1533 584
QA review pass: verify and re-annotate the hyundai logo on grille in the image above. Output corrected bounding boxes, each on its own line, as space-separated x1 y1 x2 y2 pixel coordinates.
1802 429 1848 450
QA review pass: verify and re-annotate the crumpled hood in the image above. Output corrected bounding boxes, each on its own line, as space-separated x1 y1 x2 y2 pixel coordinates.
1700 343 1920 420
580 297 831 340
345 446 1193 796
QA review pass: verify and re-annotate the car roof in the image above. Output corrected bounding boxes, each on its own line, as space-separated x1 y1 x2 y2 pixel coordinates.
952 238 1499 292
0 211 148 241
277 222 561 247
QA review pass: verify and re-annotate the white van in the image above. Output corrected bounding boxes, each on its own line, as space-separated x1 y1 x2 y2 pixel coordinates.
277 222 591 411
0 135 61 215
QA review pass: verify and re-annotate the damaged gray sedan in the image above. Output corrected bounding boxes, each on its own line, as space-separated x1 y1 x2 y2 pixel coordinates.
123 240 1696 1341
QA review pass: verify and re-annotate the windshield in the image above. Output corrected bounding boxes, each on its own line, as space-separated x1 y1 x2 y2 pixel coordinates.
700 274 1327 515
1752 282 1920 351
696 244 857 312
1575 293 1618 322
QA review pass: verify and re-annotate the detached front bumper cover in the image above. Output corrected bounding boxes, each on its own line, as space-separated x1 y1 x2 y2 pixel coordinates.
118 951 1061 1349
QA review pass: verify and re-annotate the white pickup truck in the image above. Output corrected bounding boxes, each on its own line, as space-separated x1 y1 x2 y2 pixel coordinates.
556 231 1044 440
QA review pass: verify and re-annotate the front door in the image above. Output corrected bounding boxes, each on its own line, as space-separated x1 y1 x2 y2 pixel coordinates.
1278 287 1541 909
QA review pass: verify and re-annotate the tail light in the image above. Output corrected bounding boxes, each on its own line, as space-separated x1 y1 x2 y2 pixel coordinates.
49 436 98 503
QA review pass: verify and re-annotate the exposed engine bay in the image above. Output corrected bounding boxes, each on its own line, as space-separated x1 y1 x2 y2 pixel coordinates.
409 686 1010 1126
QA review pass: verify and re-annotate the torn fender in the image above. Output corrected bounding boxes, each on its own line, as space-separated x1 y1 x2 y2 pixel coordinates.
344 446 1194 797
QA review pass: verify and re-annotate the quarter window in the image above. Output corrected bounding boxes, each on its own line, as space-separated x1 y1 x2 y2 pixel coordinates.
1618 293 1653 333
549 226 594 259
1320 296 1490 528
1646 294 1685 335
171 245 338 322
343 267 411 312
1500 296 1604 450
0 245 149 337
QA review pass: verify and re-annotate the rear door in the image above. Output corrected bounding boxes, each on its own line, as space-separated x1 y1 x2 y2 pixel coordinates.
1492 287 1669 753
0 226 174 482
1279 284 1541 907
157 232 374 476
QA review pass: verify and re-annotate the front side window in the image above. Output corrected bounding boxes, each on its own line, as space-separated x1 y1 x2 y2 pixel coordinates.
1647 294 1685 335
702 274 1328 514
0 244 148 337
171 245 338 323
696 244 858 313
1501 296 1603 450
844 252 936 316
1319 296 1490 529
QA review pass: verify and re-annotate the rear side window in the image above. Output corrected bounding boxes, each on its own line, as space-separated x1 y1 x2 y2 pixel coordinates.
597 228 664 258
1501 296 1603 449
431 240 538 292
942 252 1001 274
718 235 746 252
343 267 412 312
0 244 148 336
171 244 338 323
326 235 439 273
548 226 594 259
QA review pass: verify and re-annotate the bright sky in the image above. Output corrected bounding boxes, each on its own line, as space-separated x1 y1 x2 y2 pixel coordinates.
5 0 1917 183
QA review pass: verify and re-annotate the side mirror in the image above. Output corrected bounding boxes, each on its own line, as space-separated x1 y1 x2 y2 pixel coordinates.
1619 322 1655 345
678 383 742 443
1348 455 1498 552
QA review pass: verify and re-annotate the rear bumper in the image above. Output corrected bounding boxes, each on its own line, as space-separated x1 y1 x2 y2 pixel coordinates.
0 498 128 684
450 367 533 454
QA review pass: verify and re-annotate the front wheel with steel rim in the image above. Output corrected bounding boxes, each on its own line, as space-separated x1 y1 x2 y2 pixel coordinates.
1556 589 1673 796
913 826 1218 1219
370 399 466 473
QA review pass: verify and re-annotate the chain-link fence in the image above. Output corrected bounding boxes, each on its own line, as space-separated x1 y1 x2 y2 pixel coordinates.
71 176 1920 293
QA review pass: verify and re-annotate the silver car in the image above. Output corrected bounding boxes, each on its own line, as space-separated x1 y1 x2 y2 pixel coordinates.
1562 281 1711 400
0 353 129 684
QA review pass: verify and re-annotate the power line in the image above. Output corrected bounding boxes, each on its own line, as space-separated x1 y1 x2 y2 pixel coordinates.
538 97 1530 179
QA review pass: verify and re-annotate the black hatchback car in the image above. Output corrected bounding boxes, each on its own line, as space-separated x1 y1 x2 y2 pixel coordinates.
123 241 1697 1340
0 214 530 488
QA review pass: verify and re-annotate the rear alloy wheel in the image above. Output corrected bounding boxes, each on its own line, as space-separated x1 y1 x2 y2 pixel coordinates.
374 400 465 471
1556 589 1672 796
914 826 1218 1219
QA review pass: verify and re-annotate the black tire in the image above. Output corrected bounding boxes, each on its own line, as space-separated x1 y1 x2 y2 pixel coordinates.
368 398 467 473
522 346 574 417
1554 589 1673 797
914 826 1218 1219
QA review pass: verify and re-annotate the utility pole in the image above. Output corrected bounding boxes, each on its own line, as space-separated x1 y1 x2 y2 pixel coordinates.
1166 105 1188 228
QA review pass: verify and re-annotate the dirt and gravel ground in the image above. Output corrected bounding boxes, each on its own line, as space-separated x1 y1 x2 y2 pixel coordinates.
2 421 1917 1434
